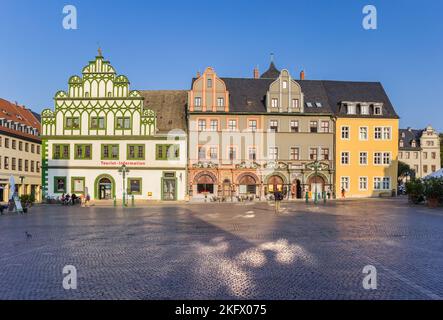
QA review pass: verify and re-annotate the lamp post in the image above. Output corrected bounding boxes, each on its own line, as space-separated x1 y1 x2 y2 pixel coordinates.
118 164 129 207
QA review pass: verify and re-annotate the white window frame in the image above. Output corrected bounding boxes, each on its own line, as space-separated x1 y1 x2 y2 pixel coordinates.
340 176 350 191
359 126 368 141
359 151 368 165
341 126 350 140
341 151 350 165
359 177 368 191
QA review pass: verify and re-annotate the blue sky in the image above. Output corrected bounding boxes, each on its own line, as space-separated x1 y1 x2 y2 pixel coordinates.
0 0 442 131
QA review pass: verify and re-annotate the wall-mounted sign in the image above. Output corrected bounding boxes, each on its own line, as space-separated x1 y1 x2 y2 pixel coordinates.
100 161 146 166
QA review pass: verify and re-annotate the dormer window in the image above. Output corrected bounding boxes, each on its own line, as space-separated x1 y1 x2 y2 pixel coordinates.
374 105 382 115
207 78 212 88
347 104 356 115
315 102 322 108
361 104 369 115
306 102 313 108
402 132 405 138
400 140 404 148
411 140 416 147
217 97 224 107
292 99 299 109
194 97 202 107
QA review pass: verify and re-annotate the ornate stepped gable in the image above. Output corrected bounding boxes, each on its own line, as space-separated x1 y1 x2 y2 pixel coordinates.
41 51 156 137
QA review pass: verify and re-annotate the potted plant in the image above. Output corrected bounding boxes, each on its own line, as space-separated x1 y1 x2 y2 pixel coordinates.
405 179 425 204
423 178 443 208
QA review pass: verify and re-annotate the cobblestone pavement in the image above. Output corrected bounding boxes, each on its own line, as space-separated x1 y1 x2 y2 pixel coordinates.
0 198 443 300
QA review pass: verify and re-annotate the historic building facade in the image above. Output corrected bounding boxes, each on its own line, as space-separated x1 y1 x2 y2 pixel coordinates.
399 126 441 178
0 98 42 202
333 83 400 198
41 52 187 201
187 63 335 201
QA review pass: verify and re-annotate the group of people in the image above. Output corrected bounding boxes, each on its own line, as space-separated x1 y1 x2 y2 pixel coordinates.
60 193 91 207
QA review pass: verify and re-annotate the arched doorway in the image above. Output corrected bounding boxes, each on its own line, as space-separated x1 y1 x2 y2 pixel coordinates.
267 175 284 192
222 179 231 197
94 174 115 200
195 173 215 194
291 179 302 199
307 175 326 199
238 174 258 195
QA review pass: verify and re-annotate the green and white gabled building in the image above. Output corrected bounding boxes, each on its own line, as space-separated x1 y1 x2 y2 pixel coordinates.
41 52 187 201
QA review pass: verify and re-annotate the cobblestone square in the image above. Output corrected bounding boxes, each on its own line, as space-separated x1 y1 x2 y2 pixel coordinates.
0 198 443 299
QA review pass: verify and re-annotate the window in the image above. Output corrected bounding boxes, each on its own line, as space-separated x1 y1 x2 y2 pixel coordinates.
431 152 436 159
30 160 34 172
411 140 417 148
347 104 356 115
306 102 313 108
19 141 23 151
156 144 180 160
25 143 28 152
268 147 278 160
228 119 237 131
399 152 403 159
361 105 369 115
18 159 22 171
341 177 350 191
290 120 299 133
25 160 28 172
36 145 40 154
31 144 35 153
341 126 350 139
432 165 436 172
426 141 434 146
217 97 224 107
210 120 218 131
91 116 105 129
315 102 322 108
248 120 257 132
423 152 428 160
321 121 329 133
209 147 218 160
4 157 9 169
128 178 142 195
359 127 368 140
116 117 131 129
54 177 67 193
74 144 92 160
414 152 419 159
248 147 257 161
341 152 350 165
65 117 80 129
374 127 382 140
127 144 145 160
12 158 16 170
359 177 368 190
359 152 368 165
198 146 206 160
207 78 212 88
383 127 391 140
405 152 410 159
102 144 119 160
290 147 300 160
71 177 85 193
321 148 329 160
36 161 40 173
269 120 278 132
12 140 16 149
310 121 318 133
423 165 428 174
383 152 391 165
229 147 237 161
4 138 9 148
374 152 382 165
53 144 70 159
282 80 288 89
198 119 206 131
374 106 382 115
195 97 202 107
271 98 279 108
374 177 390 190
292 99 299 109
399 140 404 148
310 148 318 160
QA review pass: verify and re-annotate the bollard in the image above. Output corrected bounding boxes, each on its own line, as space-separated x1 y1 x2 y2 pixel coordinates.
113 196 116 207
131 194 135 207
305 191 309 203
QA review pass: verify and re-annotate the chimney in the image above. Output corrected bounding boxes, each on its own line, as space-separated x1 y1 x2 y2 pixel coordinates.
196 71 201 78
300 70 305 80
253 66 259 79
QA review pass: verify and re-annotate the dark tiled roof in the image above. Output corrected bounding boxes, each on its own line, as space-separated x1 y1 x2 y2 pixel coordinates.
322 81 399 118
139 90 187 133
0 98 41 140
260 62 280 79
399 128 423 150
221 78 333 114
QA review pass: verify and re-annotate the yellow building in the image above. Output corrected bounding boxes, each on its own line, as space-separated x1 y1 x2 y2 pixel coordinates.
325 82 399 198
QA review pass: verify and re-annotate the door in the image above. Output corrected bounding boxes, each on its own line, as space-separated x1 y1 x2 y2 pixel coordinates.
162 179 176 201
99 178 112 200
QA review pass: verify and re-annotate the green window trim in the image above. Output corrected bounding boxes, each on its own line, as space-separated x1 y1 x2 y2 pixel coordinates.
53 144 70 160
54 176 67 193
127 144 145 160
156 144 180 160
101 144 119 160
64 116 80 130
90 116 106 130
115 116 132 130
74 144 92 160
71 176 86 194
127 177 142 195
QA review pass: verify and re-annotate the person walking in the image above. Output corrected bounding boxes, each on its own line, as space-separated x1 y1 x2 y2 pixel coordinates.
273 186 282 214
341 187 346 199
85 193 91 207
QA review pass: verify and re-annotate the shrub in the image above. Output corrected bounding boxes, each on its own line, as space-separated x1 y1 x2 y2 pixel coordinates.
405 179 425 204
19 194 36 206
423 178 443 200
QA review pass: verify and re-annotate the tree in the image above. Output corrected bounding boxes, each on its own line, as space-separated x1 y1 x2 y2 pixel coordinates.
398 161 414 179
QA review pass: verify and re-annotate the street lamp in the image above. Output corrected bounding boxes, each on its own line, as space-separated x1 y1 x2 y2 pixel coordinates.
118 164 129 207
